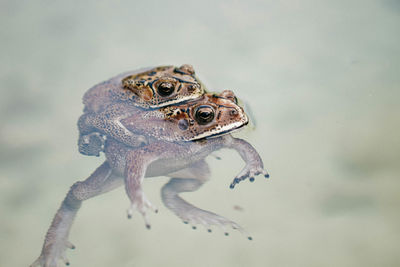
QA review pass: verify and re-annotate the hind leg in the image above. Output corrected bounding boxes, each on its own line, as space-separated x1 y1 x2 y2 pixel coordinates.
161 160 251 238
31 162 123 267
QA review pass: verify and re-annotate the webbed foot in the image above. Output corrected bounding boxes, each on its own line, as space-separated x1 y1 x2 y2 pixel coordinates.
30 241 75 267
126 192 158 229
162 178 252 239
229 166 269 189
223 136 269 189
180 205 249 238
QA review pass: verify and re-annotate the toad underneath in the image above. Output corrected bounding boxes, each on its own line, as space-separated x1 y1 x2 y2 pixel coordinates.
31 66 269 267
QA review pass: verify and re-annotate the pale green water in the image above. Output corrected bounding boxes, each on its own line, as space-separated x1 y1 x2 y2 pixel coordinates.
1 1 399 266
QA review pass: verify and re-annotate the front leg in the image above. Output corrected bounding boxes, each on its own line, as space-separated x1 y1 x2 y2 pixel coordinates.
30 162 123 267
78 131 106 157
224 135 269 188
124 150 159 228
77 104 147 155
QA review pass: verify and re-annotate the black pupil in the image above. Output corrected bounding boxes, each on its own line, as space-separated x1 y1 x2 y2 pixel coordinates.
195 107 214 125
157 82 174 96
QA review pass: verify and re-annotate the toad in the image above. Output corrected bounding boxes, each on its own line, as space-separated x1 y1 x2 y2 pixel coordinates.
31 91 269 267
78 64 205 156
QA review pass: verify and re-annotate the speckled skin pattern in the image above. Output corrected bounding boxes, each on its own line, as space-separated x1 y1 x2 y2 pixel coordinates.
78 64 205 156
82 64 203 112
31 67 269 267
31 135 268 267
80 90 247 146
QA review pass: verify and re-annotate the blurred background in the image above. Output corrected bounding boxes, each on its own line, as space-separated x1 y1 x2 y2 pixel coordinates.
1 1 399 266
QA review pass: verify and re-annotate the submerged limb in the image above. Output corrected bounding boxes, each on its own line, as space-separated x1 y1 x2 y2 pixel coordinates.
161 160 250 238
77 106 147 154
78 132 106 157
124 150 159 228
224 136 269 188
31 162 123 267
77 113 106 157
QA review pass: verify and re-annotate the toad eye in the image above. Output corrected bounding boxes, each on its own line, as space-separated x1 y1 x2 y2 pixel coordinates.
195 106 215 125
157 82 175 97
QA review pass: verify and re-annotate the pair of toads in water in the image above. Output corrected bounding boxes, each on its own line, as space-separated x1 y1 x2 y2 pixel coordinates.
31 64 269 267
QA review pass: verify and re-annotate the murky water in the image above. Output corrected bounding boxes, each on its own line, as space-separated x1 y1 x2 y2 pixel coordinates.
1 1 399 266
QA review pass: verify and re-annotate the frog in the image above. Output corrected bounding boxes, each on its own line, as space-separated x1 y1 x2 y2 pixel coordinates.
31 91 269 267
78 64 205 156
80 90 246 147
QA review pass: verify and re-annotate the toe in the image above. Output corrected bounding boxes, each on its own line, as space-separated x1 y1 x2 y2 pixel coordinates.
66 241 75 250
